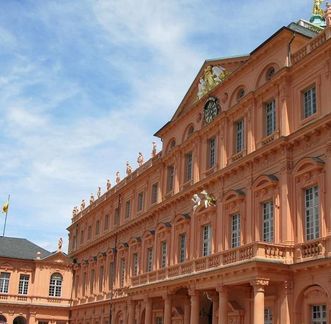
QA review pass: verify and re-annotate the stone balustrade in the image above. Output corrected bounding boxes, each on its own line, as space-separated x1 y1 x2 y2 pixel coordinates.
0 293 71 306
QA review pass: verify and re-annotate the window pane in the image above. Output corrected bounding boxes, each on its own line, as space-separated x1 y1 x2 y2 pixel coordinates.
263 201 274 242
235 120 244 153
49 273 62 297
202 224 211 256
18 274 29 295
207 137 216 168
305 186 319 240
303 86 316 118
184 152 193 182
0 272 10 293
265 100 276 136
179 233 186 263
231 214 241 248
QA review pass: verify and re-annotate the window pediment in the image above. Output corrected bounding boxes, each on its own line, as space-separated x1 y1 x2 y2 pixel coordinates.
293 157 324 175
253 174 278 191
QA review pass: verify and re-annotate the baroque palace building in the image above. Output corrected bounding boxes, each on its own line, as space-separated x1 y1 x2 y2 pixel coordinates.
0 237 72 324
64 4 331 324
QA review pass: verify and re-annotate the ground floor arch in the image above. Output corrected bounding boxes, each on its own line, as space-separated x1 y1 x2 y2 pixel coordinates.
13 316 26 324
0 315 7 324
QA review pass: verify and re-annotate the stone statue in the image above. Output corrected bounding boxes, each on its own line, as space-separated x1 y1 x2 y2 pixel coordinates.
97 186 101 198
137 152 144 167
72 206 78 217
200 190 217 208
107 179 111 191
90 193 95 204
192 194 201 213
80 199 86 211
116 171 121 184
151 142 157 157
313 0 324 15
126 161 132 175
58 238 63 251
197 78 207 99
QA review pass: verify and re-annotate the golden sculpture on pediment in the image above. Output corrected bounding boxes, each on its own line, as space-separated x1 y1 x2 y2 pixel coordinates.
313 0 324 16
197 65 230 99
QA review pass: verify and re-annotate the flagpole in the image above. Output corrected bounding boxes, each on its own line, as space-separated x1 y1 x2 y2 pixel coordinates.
2 194 10 237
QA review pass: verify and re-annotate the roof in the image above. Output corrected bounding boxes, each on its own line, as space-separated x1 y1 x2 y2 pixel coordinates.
0 236 51 260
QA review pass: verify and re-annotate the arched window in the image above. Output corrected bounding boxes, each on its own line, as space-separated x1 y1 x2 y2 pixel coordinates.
266 66 275 80
49 273 63 297
0 315 7 324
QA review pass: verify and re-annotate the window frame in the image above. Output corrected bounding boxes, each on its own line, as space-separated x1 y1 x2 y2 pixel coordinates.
234 119 244 153
302 85 317 119
18 274 29 295
166 165 175 193
231 213 241 248
207 137 216 169
49 273 63 297
201 224 212 257
264 99 276 136
0 272 10 294
305 185 320 241
262 201 274 242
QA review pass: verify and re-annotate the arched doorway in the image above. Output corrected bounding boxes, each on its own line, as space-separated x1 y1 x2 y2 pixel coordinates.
13 316 26 324
201 292 213 324
0 315 7 324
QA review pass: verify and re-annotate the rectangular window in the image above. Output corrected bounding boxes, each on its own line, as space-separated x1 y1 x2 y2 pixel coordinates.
90 269 95 294
74 275 79 298
132 253 139 276
311 304 327 324
108 262 115 290
305 186 319 240
178 233 186 263
137 192 144 212
0 272 10 293
235 119 244 153
156 317 163 324
104 214 109 230
114 207 120 225
166 165 175 192
18 274 29 295
265 100 276 136
207 137 216 168
87 225 92 240
38 321 49 324
146 247 153 272
303 86 316 119
231 214 241 248
263 201 274 242
264 308 273 324
99 266 104 292
184 152 193 182
202 224 211 256
80 230 84 244
125 200 131 219
119 258 125 288
151 182 158 204
82 272 86 296
160 241 167 268
95 220 100 235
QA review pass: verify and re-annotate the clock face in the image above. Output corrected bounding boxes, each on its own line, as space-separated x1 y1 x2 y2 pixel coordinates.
204 98 219 123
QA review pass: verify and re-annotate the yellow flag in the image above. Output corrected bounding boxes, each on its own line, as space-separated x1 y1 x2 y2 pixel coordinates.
2 202 9 214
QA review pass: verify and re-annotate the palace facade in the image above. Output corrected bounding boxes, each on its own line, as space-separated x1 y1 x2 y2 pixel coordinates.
0 237 72 324
65 5 331 324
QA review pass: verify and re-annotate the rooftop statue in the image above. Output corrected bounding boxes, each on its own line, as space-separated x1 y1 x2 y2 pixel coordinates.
313 0 324 16
80 199 85 211
90 193 95 204
137 152 144 167
72 206 78 217
116 171 121 184
58 237 63 251
126 161 132 175
97 186 101 198
107 179 111 191
152 142 157 157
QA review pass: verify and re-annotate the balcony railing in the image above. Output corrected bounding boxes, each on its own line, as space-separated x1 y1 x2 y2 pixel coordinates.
0 293 71 306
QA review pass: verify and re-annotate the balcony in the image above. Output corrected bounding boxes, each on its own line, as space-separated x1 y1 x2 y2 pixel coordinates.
0 293 71 307
131 237 331 287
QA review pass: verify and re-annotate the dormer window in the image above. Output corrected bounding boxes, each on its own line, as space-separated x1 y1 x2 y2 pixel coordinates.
266 66 275 80
237 88 245 102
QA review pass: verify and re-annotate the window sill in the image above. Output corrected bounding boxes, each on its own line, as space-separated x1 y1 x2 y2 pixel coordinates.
204 165 217 176
231 150 246 162
300 112 317 126
261 130 279 146
181 179 193 190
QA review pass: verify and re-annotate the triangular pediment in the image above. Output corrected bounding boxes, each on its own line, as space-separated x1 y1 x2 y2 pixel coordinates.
41 251 71 265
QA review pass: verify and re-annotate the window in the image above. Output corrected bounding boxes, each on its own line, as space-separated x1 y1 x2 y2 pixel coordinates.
237 88 245 101
178 233 186 263
0 272 10 293
99 266 104 292
146 247 153 272
263 201 274 242
87 225 92 240
231 214 241 248
266 66 275 80
108 262 115 290
119 258 125 287
49 273 63 297
264 308 273 324
132 253 139 276
18 274 29 295
265 100 276 136
207 137 216 168
137 192 144 212
166 165 175 192
305 186 319 240
89 269 95 294
74 275 79 297
125 200 131 219
151 183 158 204
114 207 120 225
235 119 244 153
184 152 193 182
38 321 49 324
311 304 327 324
104 214 109 230
156 317 163 324
95 220 100 235
160 241 167 268
303 86 316 118
82 272 86 296
202 224 211 256
80 230 84 244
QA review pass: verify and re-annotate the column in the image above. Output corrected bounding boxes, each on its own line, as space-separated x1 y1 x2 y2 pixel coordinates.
251 279 269 324
184 299 190 324
279 281 292 324
163 294 172 324
217 286 228 324
145 298 152 324
128 299 135 324
189 289 200 324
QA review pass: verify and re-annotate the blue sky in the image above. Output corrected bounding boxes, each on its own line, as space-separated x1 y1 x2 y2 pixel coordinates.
0 0 315 251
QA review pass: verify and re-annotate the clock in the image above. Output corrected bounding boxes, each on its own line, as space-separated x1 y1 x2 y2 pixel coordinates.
204 97 219 123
